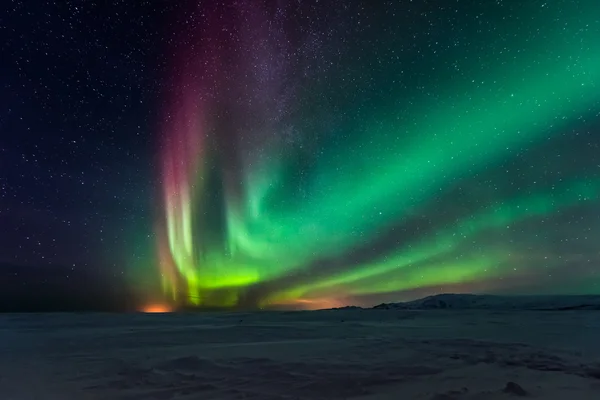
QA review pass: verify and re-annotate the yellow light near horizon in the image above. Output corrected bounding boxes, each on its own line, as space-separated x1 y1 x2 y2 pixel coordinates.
141 303 174 313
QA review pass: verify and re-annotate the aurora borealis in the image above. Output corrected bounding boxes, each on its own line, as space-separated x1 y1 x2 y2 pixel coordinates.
152 0 600 309
5 0 600 312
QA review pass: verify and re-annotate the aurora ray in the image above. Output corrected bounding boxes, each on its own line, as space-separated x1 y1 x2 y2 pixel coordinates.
156 1 600 309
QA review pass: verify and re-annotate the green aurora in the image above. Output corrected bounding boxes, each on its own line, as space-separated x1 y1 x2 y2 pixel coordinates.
154 1 600 309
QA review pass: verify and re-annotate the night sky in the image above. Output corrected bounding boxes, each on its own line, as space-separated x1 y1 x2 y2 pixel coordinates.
1 1 599 312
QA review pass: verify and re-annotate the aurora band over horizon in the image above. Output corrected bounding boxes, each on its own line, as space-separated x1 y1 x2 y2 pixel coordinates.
154 1 600 309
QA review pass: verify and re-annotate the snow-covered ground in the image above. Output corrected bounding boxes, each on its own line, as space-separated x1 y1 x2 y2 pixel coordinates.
1 307 600 399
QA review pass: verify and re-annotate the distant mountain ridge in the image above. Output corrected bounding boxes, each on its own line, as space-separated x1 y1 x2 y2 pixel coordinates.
373 294 600 310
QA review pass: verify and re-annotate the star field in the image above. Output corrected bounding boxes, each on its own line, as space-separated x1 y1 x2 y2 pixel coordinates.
1 0 599 311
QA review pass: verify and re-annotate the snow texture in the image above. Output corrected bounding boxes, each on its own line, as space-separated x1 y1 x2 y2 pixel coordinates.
1 303 600 399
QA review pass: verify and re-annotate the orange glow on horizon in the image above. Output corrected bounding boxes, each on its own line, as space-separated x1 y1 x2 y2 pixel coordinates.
140 303 174 313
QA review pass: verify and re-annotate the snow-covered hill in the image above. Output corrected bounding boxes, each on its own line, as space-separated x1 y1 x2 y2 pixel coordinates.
373 294 600 310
